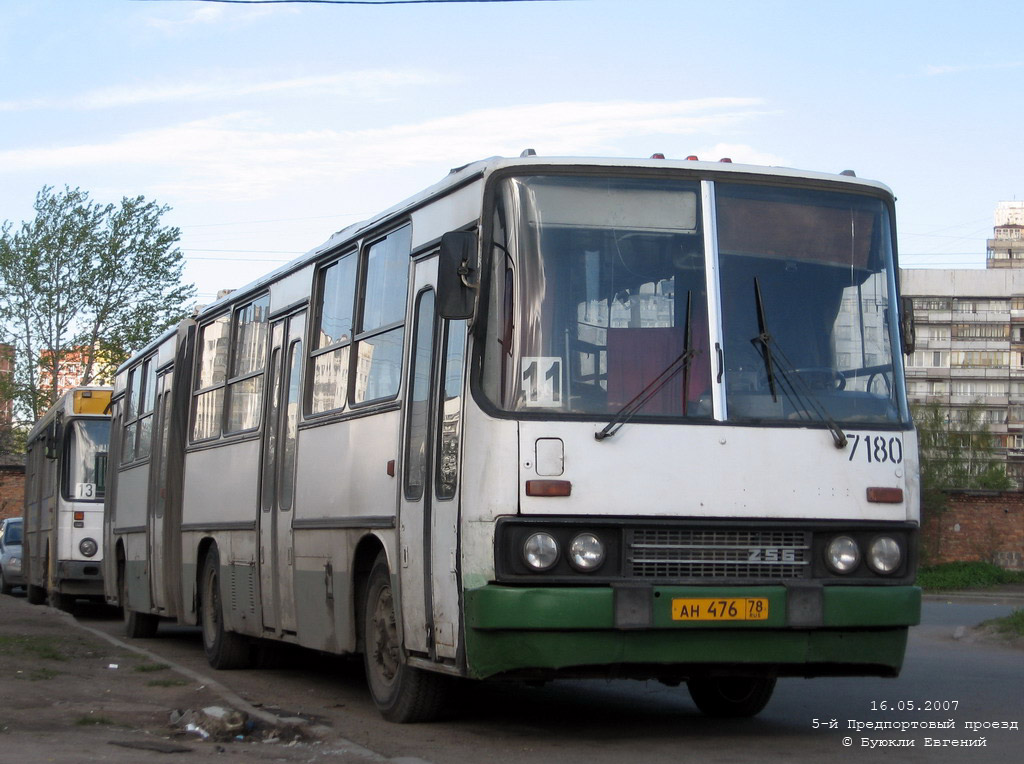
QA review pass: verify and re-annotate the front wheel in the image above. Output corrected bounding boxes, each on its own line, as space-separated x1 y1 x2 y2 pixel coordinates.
687 676 776 718
363 552 448 723
200 547 251 669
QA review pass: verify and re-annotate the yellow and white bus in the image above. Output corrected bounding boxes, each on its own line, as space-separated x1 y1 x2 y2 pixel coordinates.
24 387 112 610
104 154 920 721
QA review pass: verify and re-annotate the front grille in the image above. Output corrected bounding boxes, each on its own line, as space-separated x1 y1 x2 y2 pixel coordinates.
628 528 811 581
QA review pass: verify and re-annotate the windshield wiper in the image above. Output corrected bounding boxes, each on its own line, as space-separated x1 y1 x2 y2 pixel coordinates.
596 291 697 441
750 278 848 450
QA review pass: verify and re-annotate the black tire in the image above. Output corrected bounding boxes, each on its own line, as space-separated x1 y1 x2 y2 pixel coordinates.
200 547 251 669
687 676 776 718
49 590 75 612
121 569 159 639
27 584 46 605
0 568 12 595
363 552 448 723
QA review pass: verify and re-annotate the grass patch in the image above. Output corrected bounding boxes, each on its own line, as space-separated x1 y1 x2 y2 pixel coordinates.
16 668 60 681
134 662 169 673
146 678 188 688
916 562 1024 590
0 635 69 661
981 609 1024 638
75 714 115 726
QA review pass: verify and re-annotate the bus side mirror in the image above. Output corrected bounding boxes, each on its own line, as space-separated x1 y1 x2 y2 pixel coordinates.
437 231 479 320
900 295 915 355
45 422 61 460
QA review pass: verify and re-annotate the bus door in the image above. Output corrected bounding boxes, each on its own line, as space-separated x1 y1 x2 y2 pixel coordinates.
259 310 305 635
147 372 171 610
400 257 466 662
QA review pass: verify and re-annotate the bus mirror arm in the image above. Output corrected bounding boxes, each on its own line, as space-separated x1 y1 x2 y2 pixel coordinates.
437 230 479 321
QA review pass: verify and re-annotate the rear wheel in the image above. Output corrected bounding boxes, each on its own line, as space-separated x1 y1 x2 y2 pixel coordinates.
363 552 448 723
687 676 776 718
200 547 251 669
49 590 75 612
26 584 46 605
121 567 159 639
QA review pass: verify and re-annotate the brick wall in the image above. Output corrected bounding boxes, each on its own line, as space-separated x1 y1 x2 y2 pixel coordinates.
921 491 1024 570
0 465 25 522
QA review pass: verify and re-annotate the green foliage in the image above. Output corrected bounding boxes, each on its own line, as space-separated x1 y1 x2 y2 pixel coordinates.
0 185 196 425
981 608 1024 638
916 561 1024 590
912 402 1012 510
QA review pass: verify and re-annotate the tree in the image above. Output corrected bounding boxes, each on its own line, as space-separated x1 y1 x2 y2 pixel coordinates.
913 402 1012 511
0 185 195 421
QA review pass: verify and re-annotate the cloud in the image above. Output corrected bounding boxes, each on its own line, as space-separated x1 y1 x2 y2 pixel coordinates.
924 61 1024 76
0 98 772 202
144 4 285 33
0 70 441 112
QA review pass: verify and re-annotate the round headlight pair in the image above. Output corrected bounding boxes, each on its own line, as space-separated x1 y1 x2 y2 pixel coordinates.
824 535 901 575
79 538 98 558
523 532 605 572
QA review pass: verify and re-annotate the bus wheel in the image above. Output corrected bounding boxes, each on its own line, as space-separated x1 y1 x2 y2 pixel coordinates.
121 571 159 639
49 590 75 612
687 676 776 718
200 547 251 669
363 552 447 723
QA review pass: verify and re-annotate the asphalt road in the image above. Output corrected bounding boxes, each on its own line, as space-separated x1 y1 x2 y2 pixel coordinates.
68 596 1023 764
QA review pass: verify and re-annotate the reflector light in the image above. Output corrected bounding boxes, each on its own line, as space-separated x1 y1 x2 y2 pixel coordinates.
866 487 903 503
74 511 85 521
526 480 572 497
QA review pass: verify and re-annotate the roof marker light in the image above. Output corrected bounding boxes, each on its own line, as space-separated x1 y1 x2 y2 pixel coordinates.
719 158 733 163
520 148 537 157
840 169 857 177
650 153 665 159
685 155 699 161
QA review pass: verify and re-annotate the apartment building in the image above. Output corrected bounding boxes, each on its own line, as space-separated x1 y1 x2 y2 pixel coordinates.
901 202 1024 487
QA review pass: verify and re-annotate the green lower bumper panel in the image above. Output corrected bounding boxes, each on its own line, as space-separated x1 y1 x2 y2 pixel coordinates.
463 584 920 680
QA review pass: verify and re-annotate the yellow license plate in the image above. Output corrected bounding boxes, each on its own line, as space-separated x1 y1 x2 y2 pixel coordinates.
671 597 770 621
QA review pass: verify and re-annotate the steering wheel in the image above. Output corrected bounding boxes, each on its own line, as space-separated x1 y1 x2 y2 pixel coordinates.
792 367 846 391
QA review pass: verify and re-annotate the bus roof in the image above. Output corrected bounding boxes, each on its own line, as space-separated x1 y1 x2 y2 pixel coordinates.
27 386 113 443
192 155 894 321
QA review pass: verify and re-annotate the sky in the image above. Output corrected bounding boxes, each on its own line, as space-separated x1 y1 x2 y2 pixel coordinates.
2 0 1023 306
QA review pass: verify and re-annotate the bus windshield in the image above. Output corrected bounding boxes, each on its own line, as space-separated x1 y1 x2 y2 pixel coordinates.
62 419 111 501
482 173 908 428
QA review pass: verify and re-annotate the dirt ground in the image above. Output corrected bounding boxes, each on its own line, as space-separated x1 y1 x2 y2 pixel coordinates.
0 593 383 764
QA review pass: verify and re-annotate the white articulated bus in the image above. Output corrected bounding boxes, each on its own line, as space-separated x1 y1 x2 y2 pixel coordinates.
104 154 920 722
24 387 112 609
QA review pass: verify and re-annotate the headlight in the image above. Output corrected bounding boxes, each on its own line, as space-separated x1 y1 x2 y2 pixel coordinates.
825 536 860 574
79 538 98 558
568 533 605 572
523 533 559 571
867 536 902 574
